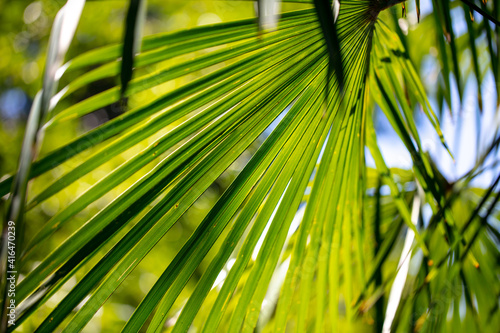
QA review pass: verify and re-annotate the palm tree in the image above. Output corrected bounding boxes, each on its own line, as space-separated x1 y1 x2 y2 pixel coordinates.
1 0 499 331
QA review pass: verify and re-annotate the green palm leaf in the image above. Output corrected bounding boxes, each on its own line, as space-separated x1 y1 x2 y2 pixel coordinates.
2 0 499 332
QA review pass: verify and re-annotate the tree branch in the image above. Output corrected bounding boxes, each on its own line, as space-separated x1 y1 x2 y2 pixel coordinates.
460 0 500 27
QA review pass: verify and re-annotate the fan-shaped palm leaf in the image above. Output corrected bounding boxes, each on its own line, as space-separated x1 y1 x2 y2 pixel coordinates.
1 0 499 332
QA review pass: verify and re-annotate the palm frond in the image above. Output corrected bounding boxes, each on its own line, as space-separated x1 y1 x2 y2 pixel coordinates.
2 0 499 332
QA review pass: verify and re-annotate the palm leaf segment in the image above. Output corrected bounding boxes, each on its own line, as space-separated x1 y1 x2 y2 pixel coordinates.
3 0 484 331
